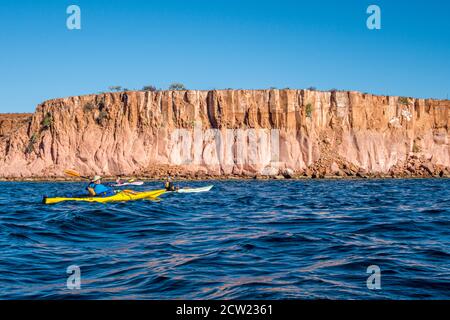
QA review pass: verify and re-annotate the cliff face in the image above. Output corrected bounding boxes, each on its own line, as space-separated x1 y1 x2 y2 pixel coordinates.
0 90 449 179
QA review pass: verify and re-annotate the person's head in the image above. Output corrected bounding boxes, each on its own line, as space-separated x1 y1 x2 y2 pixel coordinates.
92 175 102 184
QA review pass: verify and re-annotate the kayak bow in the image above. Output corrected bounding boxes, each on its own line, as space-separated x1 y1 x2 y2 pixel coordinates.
177 185 213 193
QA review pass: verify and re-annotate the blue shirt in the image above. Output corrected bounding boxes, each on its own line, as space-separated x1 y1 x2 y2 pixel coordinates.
87 183 114 196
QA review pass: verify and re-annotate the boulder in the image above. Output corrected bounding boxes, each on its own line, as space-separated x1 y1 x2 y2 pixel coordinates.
330 162 340 174
281 168 294 179
421 162 434 175
356 168 368 178
261 165 279 176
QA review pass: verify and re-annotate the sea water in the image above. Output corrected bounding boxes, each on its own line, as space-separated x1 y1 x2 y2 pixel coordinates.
0 179 448 299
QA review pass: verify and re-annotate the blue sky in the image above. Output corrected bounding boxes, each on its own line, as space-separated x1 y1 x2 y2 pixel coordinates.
0 0 449 112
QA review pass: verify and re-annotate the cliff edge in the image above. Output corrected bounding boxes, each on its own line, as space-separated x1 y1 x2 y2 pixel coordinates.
0 89 449 179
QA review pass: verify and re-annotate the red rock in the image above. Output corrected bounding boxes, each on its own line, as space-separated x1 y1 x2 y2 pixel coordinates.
0 90 448 179
421 162 434 175
330 162 340 174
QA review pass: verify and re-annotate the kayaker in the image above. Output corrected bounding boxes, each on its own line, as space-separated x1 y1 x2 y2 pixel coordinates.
87 176 115 197
164 176 177 191
115 176 123 185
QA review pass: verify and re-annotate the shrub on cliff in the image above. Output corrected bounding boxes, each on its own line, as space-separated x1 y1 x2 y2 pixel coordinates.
96 110 109 126
84 102 95 112
398 97 409 105
169 83 186 90
142 85 157 92
108 86 123 92
305 103 313 118
98 99 106 110
25 133 39 154
41 112 53 130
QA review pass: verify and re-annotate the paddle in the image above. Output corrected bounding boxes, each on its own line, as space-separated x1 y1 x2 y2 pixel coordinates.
128 178 135 183
64 169 90 180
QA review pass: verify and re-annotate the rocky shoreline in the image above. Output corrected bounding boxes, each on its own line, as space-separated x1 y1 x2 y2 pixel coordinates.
1 161 449 182
2 176 449 182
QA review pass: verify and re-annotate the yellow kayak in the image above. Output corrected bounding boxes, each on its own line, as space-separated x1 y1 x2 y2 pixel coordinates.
43 189 166 204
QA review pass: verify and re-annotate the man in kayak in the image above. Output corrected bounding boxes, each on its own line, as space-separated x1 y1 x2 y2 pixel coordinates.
87 175 115 197
115 176 124 185
164 176 178 191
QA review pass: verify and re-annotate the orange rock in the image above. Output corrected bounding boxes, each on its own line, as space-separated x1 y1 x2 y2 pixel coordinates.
0 89 448 179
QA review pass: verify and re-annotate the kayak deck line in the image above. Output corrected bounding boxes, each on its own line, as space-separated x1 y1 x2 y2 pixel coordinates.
42 189 166 204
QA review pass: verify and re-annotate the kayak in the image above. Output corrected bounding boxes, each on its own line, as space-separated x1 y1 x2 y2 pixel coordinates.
111 181 144 187
177 185 213 193
43 189 166 204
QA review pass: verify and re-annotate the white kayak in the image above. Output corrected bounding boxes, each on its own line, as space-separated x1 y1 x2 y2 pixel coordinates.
176 185 213 193
111 181 144 187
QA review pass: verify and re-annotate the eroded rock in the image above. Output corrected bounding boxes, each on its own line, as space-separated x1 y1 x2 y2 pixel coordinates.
0 89 448 179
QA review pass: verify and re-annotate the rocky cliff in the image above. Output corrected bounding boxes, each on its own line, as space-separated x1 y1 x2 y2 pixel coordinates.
0 89 449 179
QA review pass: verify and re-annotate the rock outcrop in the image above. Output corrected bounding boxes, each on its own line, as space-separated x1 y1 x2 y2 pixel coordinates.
0 89 448 179
0 113 32 138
